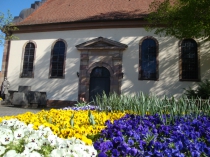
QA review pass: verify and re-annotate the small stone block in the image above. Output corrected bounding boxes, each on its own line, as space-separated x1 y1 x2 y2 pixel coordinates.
12 92 28 106
31 103 38 108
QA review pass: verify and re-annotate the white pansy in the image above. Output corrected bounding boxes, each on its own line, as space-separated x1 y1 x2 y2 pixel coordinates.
0 118 98 157
61 149 73 157
7 119 17 127
75 138 85 145
23 128 34 136
0 133 14 145
26 124 34 133
28 134 39 143
38 130 48 139
0 127 12 135
65 139 73 147
38 125 44 130
50 149 70 157
25 142 39 152
85 145 97 157
48 134 58 146
14 121 27 129
57 138 65 146
43 127 52 133
69 152 79 157
38 139 50 147
39 126 53 136
0 146 6 155
14 128 25 140
14 154 24 157
75 149 86 157
50 149 62 157
58 143 66 149
20 149 31 157
29 151 43 157
72 144 85 153
2 120 8 126
3 150 18 157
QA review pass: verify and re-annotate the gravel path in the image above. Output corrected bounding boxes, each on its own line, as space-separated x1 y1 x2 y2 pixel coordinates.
0 103 47 117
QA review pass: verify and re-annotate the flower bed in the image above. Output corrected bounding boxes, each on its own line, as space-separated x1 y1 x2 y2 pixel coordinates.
1 110 210 157
0 119 97 157
0 109 126 145
1 92 210 157
94 114 210 157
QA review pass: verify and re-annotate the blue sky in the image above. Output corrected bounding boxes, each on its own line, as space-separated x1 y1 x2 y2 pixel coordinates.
0 0 37 70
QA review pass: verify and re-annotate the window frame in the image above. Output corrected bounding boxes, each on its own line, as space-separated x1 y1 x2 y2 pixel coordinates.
179 39 200 82
49 39 67 79
138 36 159 81
20 41 36 78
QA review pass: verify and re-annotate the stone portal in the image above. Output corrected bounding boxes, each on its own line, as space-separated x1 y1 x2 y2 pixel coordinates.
76 37 127 102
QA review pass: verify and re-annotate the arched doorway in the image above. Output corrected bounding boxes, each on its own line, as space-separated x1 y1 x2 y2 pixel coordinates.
89 67 110 102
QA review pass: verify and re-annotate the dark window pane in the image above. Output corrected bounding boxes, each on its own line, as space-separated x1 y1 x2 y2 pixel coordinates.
140 39 157 79
24 57 28 62
23 64 28 69
57 63 63 69
59 41 65 48
26 43 35 49
59 48 65 55
53 48 59 55
52 56 58 61
29 50 34 56
51 70 57 77
25 49 30 55
59 56 64 61
54 42 60 48
57 70 63 76
29 56 34 62
50 41 65 77
28 63 33 68
181 39 198 80
22 42 35 77
52 63 58 68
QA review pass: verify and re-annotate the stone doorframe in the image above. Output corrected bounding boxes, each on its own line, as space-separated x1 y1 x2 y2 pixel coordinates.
76 37 128 102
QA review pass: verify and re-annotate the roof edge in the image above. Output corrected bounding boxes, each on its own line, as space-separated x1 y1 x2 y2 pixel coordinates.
12 19 162 34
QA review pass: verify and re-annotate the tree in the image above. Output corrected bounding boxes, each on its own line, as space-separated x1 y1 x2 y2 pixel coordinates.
0 10 18 45
146 0 210 40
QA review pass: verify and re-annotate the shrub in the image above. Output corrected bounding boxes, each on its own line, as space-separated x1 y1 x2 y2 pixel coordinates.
184 79 210 99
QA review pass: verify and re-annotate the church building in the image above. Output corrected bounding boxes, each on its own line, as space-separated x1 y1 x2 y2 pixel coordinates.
1 0 210 107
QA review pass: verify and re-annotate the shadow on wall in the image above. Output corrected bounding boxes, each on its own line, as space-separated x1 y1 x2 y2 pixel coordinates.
121 36 210 98
8 39 80 101
199 39 210 79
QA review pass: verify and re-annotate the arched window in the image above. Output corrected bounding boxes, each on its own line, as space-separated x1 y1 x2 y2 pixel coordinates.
21 42 35 78
49 40 66 78
180 39 199 81
139 37 159 80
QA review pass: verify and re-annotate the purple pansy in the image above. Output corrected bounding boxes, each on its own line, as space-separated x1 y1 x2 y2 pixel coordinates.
93 114 210 156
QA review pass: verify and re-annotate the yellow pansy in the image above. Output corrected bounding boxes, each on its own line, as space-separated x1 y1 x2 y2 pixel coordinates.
0 109 125 145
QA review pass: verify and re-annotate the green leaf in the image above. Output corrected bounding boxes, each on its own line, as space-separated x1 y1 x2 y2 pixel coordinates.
146 0 210 40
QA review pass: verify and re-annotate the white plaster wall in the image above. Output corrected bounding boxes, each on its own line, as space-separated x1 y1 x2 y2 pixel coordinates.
8 28 210 100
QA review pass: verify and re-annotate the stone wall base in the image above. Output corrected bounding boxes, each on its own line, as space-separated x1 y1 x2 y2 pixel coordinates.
46 100 77 108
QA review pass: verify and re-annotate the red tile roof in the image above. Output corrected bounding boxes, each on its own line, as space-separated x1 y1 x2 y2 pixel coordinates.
16 0 156 26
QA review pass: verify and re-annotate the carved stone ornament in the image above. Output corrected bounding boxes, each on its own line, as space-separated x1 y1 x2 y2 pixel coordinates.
75 36 128 50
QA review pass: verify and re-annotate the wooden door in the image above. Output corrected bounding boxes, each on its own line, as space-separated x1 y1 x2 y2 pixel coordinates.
89 67 110 102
